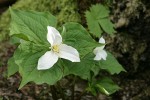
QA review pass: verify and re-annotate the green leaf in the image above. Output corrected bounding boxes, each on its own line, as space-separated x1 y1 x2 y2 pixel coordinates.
85 11 103 37
9 36 22 45
63 53 97 79
96 77 120 95
7 57 19 77
10 8 57 44
90 63 101 76
62 22 101 58
86 86 97 96
90 4 109 19
99 52 126 74
85 4 115 37
99 18 116 34
13 41 63 89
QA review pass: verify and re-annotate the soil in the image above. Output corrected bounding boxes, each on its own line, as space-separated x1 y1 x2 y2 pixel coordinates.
0 0 150 100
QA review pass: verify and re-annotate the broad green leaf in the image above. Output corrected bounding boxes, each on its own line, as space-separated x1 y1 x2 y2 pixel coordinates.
85 11 103 37
96 77 120 95
90 4 109 19
99 52 126 74
87 77 120 96
13 41 63 89
85 4 115 37
99 19 116 34
62 22 101 58
63 53 97 79
7 57 19 77
9 36 22 45
10 8 57 44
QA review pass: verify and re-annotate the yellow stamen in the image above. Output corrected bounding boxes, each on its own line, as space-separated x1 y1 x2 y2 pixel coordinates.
52 45 59 53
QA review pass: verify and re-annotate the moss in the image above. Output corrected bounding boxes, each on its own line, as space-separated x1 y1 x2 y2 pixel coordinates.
0 0 80 42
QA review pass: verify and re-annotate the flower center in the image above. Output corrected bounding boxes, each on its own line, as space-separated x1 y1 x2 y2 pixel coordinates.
52 45 59 53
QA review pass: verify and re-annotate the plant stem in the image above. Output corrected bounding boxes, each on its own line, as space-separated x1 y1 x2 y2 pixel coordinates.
71 76 76 100
50 85 58 100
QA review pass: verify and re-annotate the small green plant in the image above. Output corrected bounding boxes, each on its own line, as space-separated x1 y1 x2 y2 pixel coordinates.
8 3 125 99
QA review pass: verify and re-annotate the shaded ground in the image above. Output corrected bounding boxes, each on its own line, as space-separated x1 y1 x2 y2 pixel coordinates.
1 0 150 100
0 0 16 14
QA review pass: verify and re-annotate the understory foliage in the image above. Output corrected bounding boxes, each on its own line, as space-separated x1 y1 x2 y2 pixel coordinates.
8 4 125 97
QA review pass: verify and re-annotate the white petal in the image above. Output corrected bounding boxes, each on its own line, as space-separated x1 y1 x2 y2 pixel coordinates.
94 50 107 61
93 46 105 54
47 26 62 45
94 53 102 60
99 37 105 44
58 44 80 62
37 51 58 70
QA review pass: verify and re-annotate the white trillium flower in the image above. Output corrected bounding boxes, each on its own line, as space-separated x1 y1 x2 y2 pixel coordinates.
37 26 80 70
93 37 107 60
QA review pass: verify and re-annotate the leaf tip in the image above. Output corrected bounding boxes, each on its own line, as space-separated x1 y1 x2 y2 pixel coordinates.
9 6 13 13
